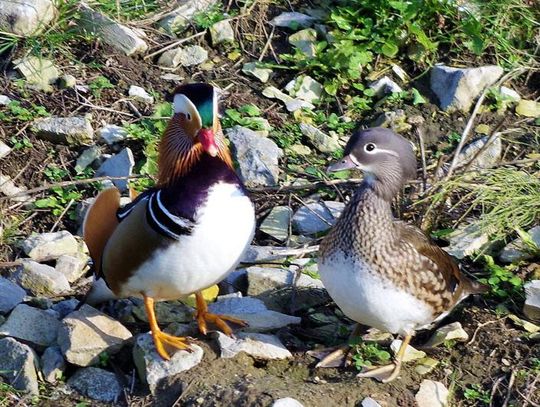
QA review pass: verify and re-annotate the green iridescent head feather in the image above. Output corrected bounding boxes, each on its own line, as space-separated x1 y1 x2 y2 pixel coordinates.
174 83 215 128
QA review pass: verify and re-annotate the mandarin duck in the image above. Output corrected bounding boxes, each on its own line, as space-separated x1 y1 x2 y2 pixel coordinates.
317 127 486 382
83 83 256 360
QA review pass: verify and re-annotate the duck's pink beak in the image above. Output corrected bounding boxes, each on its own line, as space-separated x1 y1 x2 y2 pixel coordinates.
197 128 219 157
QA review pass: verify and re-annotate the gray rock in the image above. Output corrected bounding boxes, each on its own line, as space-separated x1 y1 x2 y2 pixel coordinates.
242 62 273 83
390 339 426 362
372 109 411 133
68 367 124 403
415 380 449 407
55 254 88 283
78 3 148 56
227 126 283 187
0 277 26 314
425 322 469 347
33 116 94 145
299 123 340 153
269 12 317 29
210 20 234 44
0 304 60 347
95 147 134 192
0 337 39 395
260 206 292 242
273 398 304 407
216 331 292 359
0 141 12 159
51 299 80 319
262 86 315 112
159 0 217 33
129 85 154 104
58 74 76 89
58 304 132 366
361 398 383 407
132 301 194 324
14 56 59 92
454 135 501 170
443 223 489 259
247 266 323 297
431 64 504 112
241 245 291 263
208 296 267 314
369 76 403 97
0 95 11 105
289 29 317 58
41 346 66 383
0 0 56 36
75 146 102 173
287 76 323 104
0 174 32 203
22 230 79 261
292 201 344 235
500 86 520 102
524 280 540 321
499 226 540 263
98 124 128 145
158 45 208 68
15 260 70 296
133 333 203 394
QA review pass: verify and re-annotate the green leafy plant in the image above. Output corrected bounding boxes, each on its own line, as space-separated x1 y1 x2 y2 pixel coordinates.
463 384 490 404
94 0 161 20
193 3 227 29
349 338 391 370
479 255 522 299
34 187 82 218
9 136 33 150
222 104 270 132
89 75 115 98
0 101 49 122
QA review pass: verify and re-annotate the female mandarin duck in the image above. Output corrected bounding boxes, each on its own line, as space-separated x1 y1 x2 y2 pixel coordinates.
317 128 485 382
83 83 256 360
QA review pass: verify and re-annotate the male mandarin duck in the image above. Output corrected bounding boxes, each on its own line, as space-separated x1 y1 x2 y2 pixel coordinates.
317 128 486 382
83 83 256 360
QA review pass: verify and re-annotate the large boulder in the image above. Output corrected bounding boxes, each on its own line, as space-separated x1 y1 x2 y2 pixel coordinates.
0 0 56 36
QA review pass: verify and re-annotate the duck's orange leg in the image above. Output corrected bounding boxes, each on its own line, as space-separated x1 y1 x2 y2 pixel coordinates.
143 295 192 360
195 291 248 336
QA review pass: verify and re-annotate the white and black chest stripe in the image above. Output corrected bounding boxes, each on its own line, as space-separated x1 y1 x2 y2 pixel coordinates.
116 190 195 240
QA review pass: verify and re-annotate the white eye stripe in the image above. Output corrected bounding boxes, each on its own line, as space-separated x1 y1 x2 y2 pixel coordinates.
363 145 399 157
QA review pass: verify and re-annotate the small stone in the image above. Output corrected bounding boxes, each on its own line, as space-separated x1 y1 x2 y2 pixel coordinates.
369 76 403 97
269 12 317 29
524 280 540 321
14 55 59 92
95 147 135 192
0 141 12 159
210 19 234 44
133 333 203 394
132 301 193 324
33 116 94 145
58 304 132 366
242 62 273 83
247 266 323 297
75 146 102 172
361 397 383 407
98 124 128 145
499 86 520 102
273 398 304 407
0 277 26 314
292 201 344 235
158 0 218 33
78 3 148 56
129 85 154 104
516 100 540 118
176 45 209 67
299 123 340 153
22 230 79 261
262 86 314 112
444 223 489 259
55 254 88 283
227 126 283 187
0 174 32 203
0 304 59 347
51 299 80 319
41 346 66 383
15 260 70 296
0 0 56 36
260 206 292 242
58 74 76 89
415 380 449 407
499 226 540 263
454 135 501 170
215 331 292 359
430 64 504 112
0 337 39 395
372 109 411 133
0 95 11 105
68 367 124 403
425 322 469 347
390 339 426 362
415 357 440 375
289 29 317 58
288 144 312 155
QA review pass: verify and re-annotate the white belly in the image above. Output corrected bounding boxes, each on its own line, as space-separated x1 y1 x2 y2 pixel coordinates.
122 183 255 299
318 251 433 335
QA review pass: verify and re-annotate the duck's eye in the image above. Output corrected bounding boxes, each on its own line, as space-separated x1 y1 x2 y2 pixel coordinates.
364 143 376 153
186 113 192 121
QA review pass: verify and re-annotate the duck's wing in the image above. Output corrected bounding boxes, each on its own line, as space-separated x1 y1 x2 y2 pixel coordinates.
396 221 487 301
83 188 121 277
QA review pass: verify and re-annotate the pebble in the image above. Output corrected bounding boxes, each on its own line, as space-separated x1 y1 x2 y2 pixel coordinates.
247 266 323 297
289 29 317 58
210 19 235 44
68 367 125 403
0 337 39 395
33 116 94 145
292 201 345 235
425 322 469 347
269 12 317 28
0 303 60 347
21 230 79 261
129 85 154 104
260 206 292 242
272 398 305 407
55 253 88 283
0 95 11 105
0 140 12 159
299 123 340 153
444 223 489 259
58 304 132 366
41 346 66 383
390 339 426 362
524 280 540 321
499 226 540 263
75 145 102 172
361 397 383 407
215 331 292 360
14 56 59 92
369 76 403 97
415 380 449 407
242 62 273 83
95 147 135 192
98 124 129 145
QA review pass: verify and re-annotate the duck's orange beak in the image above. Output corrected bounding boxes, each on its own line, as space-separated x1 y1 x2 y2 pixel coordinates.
197 128 218 157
